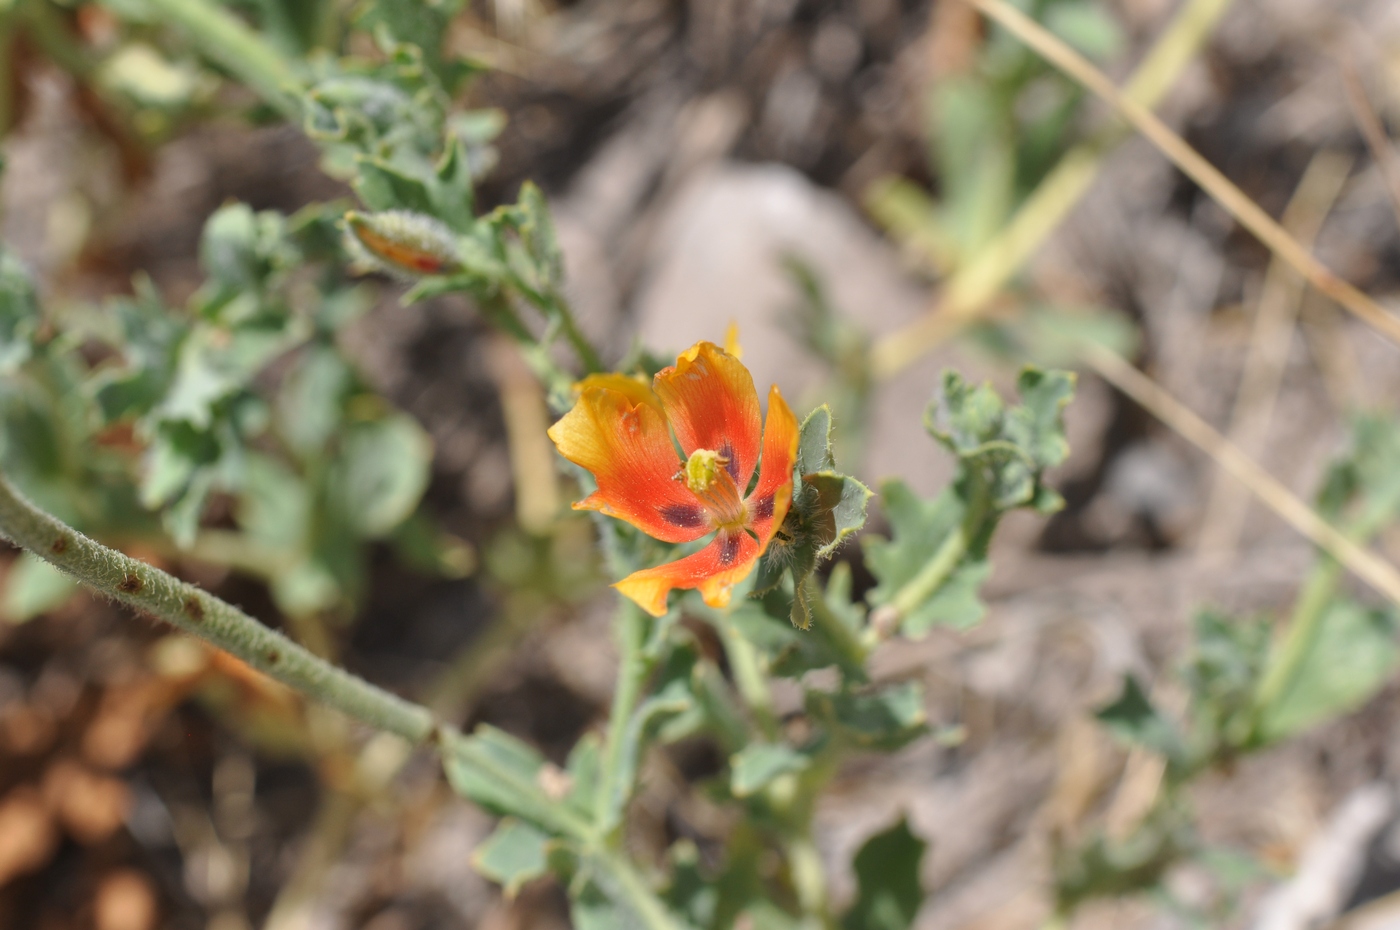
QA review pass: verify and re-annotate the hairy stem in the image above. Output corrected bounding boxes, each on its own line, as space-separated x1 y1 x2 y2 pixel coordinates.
0 470 436 743
1253 475 1400 722
787 833 833 929
141 0 303 116
543 290 605 375
889 527 965 622
805 579 869 669
717 614 779 739
593 848 696 930
596 601 650 834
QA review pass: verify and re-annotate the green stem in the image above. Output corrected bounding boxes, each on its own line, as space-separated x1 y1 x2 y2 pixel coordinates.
787 833 833 928
1253 561 1339 716
593 849 695 930
888 524 968 623
1253 486 1400 722
0 469 436 743
806 579 869 671
717 617 779 739
543 290 604 374
885 473 995 632
141 0 303 117
595 601 650 835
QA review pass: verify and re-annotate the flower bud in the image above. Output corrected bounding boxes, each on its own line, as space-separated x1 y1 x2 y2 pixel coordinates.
344 210 459 278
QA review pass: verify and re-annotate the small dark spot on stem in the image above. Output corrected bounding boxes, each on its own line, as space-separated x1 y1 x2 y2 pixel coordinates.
118 573 143 594
50 537 68 555
266 649 281 665
184 597 204 622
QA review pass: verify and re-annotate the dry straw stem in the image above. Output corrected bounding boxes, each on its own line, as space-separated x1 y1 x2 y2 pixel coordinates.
490 337 561 533
872 0 1238 376
1341 56 1400 229
1196 150 1353 557
966 0 1400 350
1084 345 1400 609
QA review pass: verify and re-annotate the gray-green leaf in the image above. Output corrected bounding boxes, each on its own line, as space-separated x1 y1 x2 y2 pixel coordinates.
471 819 551 897
842 818 927 930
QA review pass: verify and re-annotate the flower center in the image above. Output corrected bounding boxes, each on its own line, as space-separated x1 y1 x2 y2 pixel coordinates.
683 448 746 527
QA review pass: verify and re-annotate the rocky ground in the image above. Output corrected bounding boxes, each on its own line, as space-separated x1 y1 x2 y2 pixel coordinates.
5 0 1400 928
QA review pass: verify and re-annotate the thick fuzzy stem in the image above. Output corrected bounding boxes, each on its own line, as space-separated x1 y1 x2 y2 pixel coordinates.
0 471 436 744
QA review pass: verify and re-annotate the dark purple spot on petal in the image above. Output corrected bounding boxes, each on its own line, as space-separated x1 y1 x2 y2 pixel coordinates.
752 494 774 521
721 441 739 482
719 533 741 566
660 504 704 528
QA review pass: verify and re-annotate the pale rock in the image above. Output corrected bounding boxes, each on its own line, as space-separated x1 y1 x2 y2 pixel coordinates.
632 161 986 496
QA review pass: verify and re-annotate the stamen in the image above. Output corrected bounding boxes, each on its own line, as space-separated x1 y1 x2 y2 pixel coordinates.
681 448 747 527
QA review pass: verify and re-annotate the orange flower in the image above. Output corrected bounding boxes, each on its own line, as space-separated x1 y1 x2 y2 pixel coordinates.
548 340 799 617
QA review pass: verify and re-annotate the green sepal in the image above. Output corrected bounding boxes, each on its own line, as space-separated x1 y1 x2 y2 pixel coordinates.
754 405 872 627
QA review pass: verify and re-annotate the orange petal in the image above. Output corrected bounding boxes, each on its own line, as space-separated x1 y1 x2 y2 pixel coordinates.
547 385 710 544
745 386 799 543
573 373 664 416
614 530 761 617
653 341 762 491
723 322 743 360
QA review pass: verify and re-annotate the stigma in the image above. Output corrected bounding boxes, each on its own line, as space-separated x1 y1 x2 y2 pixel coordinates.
681 449 746 527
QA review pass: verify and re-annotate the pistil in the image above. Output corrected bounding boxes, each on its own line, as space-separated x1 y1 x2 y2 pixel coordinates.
682 449 747 527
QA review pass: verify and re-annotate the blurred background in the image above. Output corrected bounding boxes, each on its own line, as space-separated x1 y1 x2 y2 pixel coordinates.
4 0 1400 928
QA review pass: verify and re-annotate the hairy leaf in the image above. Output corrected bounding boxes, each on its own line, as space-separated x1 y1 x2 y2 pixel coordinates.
1 552 79 623
730 742 810 798
809 682 928 751
1258 600 1398 742
1096 675 1185 766
0 250 40 375
471 819 551 896
443 727 585 837
842 818 926 930
328 414 433 538
865 369 1074 636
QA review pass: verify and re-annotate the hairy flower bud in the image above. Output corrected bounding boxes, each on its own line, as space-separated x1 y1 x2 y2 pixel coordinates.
344 210 460 278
